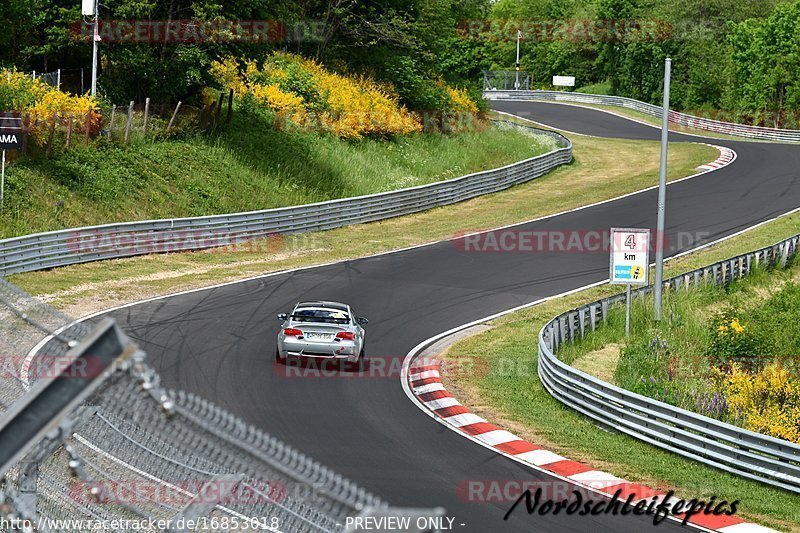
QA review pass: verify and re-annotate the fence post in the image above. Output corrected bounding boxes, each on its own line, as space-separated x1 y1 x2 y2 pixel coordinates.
124 101 134 144
84 111 91 146
215 93 224 127
45 112 57 157
66 115 73 148
108 106 116 141
143 97 150 137
57 69 61 90
226 89 234 125
167 101 182 133
21 113 29 155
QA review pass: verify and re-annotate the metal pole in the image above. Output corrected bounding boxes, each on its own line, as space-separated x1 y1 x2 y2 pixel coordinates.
515 30 521 90
625 284 631 337
654 57 671 321
1 150 5 211
91 0 99 96
57 69 61 90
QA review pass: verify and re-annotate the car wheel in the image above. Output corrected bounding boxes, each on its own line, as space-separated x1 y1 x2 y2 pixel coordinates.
356 345 366 371
275 346 284 363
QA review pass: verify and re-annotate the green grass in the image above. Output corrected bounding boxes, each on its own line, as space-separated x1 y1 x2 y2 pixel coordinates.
438 214 800 531
0 111 554 239
574 82 613 95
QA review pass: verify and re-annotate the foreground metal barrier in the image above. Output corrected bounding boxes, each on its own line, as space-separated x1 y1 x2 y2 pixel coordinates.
0 121 571 277
538 234 800 493
485 90 800 142
0 280 442 531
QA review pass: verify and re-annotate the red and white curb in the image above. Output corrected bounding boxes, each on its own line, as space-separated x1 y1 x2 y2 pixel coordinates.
697 144 737 171
407 359 776 533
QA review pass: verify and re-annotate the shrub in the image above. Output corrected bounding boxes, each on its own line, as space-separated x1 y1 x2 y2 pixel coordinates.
211 53 422 139
0 69 102 145
705 309 765 370
720 363 800 443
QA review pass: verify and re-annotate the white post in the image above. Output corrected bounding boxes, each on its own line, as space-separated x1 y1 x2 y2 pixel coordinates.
515 30 521 90
625 284 631 337
654 58 671 321
57 68 61 89
32 70 35 81
1 149 5 211
91 0 99 96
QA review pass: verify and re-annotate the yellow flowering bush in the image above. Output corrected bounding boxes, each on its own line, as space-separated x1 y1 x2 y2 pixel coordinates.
720 363 800 443
211 53 421 138
447 85 479 113
706 310 764 370
0 69 101 144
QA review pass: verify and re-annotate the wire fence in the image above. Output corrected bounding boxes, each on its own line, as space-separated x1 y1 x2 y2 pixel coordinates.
482 70 531 91
0 277 417 532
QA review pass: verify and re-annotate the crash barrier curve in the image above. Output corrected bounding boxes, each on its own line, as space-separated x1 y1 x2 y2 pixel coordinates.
538 233 800 493
485 90 800 142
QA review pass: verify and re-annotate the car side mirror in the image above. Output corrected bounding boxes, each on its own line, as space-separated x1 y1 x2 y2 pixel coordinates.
356 317 369 326
277 313 288 320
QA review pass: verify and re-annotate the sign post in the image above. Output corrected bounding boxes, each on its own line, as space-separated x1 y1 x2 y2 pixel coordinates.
610 228 651 337
654 58 672 321
0 113 23 211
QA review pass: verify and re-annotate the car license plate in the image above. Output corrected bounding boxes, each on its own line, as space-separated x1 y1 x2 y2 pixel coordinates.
306 333 329 340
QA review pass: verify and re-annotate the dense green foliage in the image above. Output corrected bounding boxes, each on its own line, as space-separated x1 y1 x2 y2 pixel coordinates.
485 0 799 124
0 0 489 111
2 0 798 122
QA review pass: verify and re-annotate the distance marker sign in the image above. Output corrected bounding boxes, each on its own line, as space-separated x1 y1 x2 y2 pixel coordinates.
609 228 650 285
0 113 22 150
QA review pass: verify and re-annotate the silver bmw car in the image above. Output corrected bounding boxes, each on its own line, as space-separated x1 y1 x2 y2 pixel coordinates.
276 301 368 365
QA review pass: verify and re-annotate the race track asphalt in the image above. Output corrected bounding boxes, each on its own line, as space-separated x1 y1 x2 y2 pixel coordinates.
104 101 800 532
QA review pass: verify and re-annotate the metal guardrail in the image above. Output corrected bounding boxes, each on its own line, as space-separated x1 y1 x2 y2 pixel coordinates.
485 90 800 142
0 121 571 277
538 234 800 493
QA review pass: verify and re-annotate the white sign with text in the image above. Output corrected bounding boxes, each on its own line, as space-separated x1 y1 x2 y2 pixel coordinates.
609 228 650 285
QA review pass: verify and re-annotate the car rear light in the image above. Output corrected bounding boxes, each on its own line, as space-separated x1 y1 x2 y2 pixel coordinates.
336 331 355 340
284 328 303 337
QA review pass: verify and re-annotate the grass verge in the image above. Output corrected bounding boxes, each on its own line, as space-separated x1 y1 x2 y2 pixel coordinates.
437 212 800 531
10 133 716 318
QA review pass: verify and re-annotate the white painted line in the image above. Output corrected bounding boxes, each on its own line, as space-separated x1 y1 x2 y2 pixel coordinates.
441 412 486 428
412 382 445 395
718 524 779 533
473 430 520 446
424 397 461 410
568 470 628 490
409 369 440 381
514 449 565 466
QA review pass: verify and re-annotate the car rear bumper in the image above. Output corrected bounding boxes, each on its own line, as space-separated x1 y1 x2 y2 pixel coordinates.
280 339 358 361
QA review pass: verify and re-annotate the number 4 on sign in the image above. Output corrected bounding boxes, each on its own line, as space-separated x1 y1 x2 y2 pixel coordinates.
625 235 636 249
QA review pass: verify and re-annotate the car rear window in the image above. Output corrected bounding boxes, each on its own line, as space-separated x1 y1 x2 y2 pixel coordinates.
292 309 350 324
